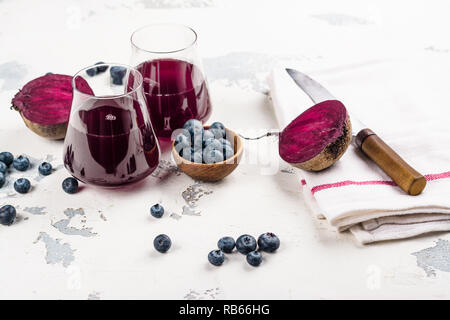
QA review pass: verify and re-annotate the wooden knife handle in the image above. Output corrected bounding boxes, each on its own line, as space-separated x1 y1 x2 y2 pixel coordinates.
355 129 426 195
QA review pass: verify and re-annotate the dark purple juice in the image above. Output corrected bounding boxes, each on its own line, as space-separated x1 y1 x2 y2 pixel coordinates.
64 101 159 186
136 58 212 141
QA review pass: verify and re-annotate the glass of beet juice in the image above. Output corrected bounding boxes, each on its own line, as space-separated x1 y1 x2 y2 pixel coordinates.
130 24 212 149
63 63 160 187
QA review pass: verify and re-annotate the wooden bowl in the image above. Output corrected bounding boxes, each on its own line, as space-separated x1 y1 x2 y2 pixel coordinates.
172 127 243 182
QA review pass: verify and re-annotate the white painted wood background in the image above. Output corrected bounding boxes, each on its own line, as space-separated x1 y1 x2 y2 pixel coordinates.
0 0 449 299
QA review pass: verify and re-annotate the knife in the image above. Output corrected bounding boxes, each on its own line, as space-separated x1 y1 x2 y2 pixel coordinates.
286 68 426 196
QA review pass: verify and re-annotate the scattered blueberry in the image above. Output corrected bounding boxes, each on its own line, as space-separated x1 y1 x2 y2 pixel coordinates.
62 177 79 194
38 162 52 176
95 62 108 73
0 161 7 174
203 149 224 164
86 67 97 77
14 178 31 194
46 72 53 75
150 204 164 218
218 237 235 253
208 250 225 266
246 251 262 267
13 155 30 171
110 66 127 85
0 172 5 188
223 145 234 160
236 234 257 254
0 152 14 166
154 234 172 253
0 205 16 226
258 232 280 252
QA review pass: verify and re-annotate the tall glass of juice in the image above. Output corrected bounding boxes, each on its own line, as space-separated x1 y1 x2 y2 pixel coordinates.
130 24 212 149
63 63 160 187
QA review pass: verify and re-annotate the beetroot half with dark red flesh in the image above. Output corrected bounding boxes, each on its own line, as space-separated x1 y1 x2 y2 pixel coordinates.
11 73 94 140
279 100 352 171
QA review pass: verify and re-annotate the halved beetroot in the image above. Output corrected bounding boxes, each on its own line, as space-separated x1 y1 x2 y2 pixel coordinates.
279 100 352 171
11 73 93 140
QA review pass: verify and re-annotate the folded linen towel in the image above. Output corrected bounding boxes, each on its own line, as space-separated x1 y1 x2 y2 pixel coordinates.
268 57 450 244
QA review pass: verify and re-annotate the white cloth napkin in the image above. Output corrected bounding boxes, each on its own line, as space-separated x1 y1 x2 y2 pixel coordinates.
268 56 450 244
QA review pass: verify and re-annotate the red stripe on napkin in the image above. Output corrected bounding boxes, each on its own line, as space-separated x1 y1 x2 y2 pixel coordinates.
302 171 450 194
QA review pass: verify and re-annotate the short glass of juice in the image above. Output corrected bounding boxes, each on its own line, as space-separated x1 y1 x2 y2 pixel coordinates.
63 63 160 187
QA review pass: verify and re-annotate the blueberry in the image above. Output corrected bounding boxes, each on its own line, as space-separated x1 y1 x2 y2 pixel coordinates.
14 178 31 194
13 155 30 171
204 139 222 151
258 232 280 252
46 72 53 75
0 152 13 166
0 172 5 188
38 162 52 176
202 129 215 142
86 67 97 77
246 251 262 267
150 204 164 218
210 122 225 131
208 250 225 266
174 133 191 149
188 126 203 140
62 177 79 194
192 151 203 163
95 62 108 73
154 234 172 253
0 161 7 174
236 234 257 254
203 149 224 164
181 149 193 162
110 66 127 85
223 145 234 160
218 236 235 253
0 205 16 226
210 127 226 139
192 134 203 150
218 138 231 147
183 119 203 130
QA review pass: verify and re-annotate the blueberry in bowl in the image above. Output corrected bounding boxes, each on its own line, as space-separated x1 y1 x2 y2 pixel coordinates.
171 120 243 182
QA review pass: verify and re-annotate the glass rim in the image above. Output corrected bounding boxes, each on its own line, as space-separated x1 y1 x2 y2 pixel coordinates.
72 62 143 100
130 23 198 54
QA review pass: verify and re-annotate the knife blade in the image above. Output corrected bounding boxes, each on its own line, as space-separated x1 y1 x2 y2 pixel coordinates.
285 68 426 196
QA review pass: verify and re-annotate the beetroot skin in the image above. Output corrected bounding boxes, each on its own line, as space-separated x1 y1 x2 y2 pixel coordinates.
11 73 93 139
279 100 352 171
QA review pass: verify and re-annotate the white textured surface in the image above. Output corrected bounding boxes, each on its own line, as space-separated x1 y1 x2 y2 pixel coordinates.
1 0 450 299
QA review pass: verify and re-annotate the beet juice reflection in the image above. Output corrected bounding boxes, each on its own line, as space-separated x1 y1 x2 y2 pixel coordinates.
63 63 160 187
131 24 212 144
